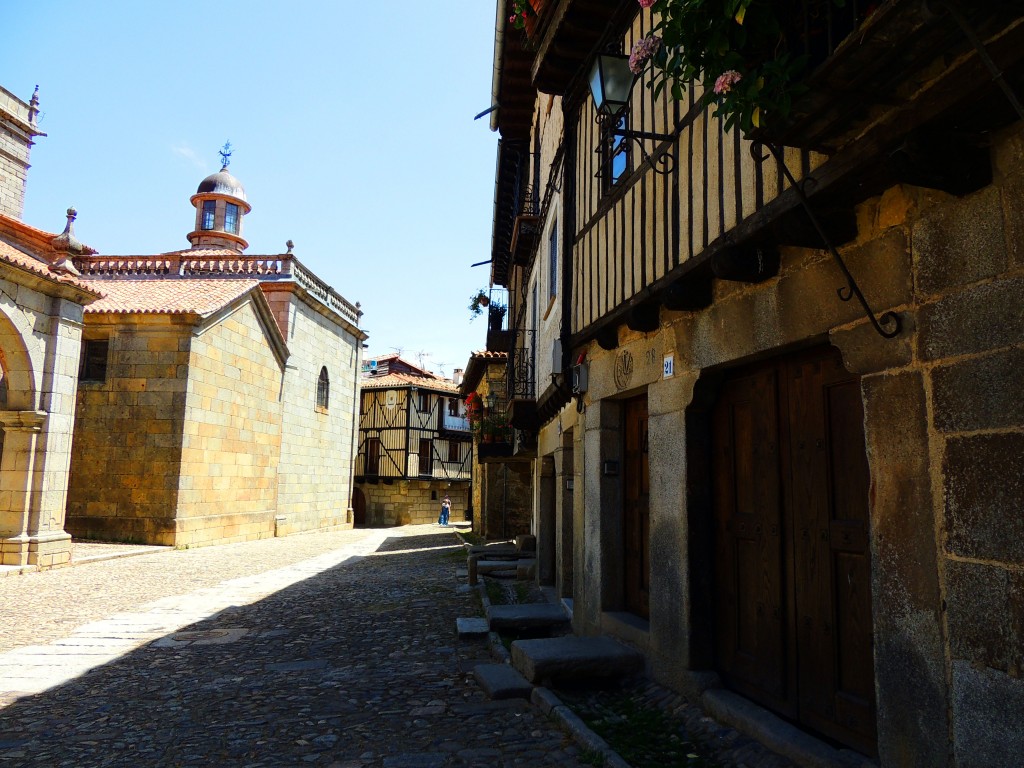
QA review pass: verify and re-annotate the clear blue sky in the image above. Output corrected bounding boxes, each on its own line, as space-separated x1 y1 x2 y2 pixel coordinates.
4 1 501 379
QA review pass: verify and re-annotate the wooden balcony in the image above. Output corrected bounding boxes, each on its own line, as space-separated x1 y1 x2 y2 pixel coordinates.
766 0 1024 154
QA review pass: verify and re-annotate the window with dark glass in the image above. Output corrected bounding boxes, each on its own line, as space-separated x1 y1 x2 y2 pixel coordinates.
79 339 109 383
447 397 459 417
548 220 558 300
366 438 380 474
224 203 239 234
201 200 216 230
316 366 329 411
447 441 460 462
418 390 430 412
419 439 433 475
602 114 630 191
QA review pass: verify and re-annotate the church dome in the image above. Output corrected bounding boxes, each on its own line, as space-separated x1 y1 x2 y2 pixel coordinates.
196 168 247 202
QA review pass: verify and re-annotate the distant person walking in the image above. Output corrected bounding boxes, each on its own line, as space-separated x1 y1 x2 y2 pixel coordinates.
438 495 451 527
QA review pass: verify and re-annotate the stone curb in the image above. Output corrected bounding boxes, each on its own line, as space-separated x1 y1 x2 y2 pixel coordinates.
533 687 632 768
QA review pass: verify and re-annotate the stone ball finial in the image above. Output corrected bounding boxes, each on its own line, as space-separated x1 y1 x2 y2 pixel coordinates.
286 239 294 253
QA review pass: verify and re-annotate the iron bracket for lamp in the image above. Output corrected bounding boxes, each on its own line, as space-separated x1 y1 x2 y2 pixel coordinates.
750 141 902 339
596 112 676 176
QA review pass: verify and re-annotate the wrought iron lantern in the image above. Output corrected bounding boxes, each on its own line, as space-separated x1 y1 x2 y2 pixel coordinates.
588 53 636 119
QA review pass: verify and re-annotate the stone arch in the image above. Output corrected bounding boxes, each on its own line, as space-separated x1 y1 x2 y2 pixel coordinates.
0 301 38 411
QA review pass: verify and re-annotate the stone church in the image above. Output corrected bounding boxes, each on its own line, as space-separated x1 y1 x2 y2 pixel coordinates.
0 83 366 564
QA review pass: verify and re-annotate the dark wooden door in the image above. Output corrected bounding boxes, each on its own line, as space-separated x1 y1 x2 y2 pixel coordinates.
623 395 650 618
352 488 366 527
712 346 876 756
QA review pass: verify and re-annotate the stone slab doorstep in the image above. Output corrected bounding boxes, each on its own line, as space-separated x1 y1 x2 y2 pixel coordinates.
456 617 489 638
511 636 643 684
486 603 570 630
473 663 533 700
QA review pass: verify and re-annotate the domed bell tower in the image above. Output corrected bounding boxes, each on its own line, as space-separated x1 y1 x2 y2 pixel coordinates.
187 142 251 251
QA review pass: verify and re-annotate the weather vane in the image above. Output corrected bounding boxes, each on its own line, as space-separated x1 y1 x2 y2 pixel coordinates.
218 141 232 169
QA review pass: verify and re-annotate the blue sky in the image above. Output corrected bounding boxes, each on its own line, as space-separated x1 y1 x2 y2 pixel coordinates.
4 1 501 379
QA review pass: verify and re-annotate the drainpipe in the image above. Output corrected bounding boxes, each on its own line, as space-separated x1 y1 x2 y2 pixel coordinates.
489 1 507 134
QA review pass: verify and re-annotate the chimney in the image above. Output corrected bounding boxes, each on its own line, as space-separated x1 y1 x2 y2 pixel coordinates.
452 368 464 386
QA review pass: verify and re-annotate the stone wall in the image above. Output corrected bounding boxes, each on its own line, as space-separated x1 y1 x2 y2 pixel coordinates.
175 300 284 546
356 480 469 527
269 288 361 534
0 86 36 220
67 319 192 545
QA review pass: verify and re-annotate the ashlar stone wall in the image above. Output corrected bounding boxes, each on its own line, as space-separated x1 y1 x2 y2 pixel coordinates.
356 480 469 527
176 300 284 546
267 288 360 534
67 318 192 545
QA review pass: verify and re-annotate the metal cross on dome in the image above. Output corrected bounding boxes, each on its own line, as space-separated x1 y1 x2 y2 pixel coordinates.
218 141 232 169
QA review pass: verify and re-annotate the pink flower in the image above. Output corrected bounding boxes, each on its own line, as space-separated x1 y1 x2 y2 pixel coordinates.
714 70 742 95
629 34 662 74
638 0 656 7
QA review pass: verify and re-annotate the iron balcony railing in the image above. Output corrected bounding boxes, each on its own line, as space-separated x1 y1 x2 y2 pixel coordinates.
508 329 537 401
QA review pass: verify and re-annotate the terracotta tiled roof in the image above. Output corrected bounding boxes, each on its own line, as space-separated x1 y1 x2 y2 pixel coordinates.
361 371 460 393
0 236 101 294
84 278 260 316
469 349 508 360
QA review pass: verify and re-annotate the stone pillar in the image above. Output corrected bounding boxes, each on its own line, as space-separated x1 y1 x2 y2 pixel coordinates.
0 410 69 566
554 436 575 600
647 371 699 689
576 398 623 634
536 456 556 586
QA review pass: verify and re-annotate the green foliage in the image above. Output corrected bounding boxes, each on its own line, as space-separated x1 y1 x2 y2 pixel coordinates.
637 0 841 134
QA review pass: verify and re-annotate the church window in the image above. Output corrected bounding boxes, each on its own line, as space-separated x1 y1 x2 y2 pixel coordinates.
224 203 240 234
316 366 329 411
79 339 109 383
201 200 216 230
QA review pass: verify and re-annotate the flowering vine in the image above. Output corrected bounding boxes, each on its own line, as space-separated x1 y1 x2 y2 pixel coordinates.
631 0 825 134
509 0 533 30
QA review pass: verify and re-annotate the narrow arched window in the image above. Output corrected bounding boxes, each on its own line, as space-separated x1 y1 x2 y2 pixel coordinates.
316 366 329 411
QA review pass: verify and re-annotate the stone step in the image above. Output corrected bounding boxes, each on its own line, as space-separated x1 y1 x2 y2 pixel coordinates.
456 617 490 639
472 663 533 700
510 636 644 685
477 559 531 574
486 603 570 632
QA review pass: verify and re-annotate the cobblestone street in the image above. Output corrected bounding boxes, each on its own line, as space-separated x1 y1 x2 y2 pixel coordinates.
0 526 586 767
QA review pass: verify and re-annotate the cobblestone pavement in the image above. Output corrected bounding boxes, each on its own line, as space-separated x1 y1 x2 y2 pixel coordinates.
0 526 586 767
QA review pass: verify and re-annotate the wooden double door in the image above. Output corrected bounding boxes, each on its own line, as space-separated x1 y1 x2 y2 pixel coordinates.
712 346 876 756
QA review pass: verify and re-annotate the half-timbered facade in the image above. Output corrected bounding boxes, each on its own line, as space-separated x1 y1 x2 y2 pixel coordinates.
353 355 471 526
485 0 1024 764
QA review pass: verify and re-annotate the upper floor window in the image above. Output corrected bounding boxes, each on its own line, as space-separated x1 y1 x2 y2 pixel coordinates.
602 114 630 192
201 200 216 230
316 366 329 411
447 397 460 417
419 439 433 475
418 390 430 412
447 441 460 462
548 219 558 300
224 203 240 234
365 437 380 475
